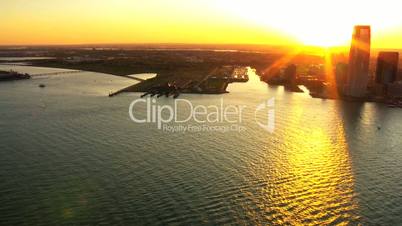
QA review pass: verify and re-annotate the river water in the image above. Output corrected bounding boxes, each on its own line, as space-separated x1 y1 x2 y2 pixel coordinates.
0 64 401 225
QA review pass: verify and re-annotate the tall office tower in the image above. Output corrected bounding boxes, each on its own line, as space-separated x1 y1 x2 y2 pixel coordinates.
376 52 399 84
343 26 371 97
335 63 348 88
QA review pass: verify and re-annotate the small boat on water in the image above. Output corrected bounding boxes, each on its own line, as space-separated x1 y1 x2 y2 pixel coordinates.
39 84 46 88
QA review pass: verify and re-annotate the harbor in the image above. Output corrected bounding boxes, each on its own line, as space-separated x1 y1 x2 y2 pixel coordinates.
109 66 249 98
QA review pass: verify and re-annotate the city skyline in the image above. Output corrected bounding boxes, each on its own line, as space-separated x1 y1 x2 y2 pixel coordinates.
1 0 402 48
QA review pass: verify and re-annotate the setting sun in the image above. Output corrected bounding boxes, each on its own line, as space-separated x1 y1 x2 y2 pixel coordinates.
216 0 402 47
285 25 351 47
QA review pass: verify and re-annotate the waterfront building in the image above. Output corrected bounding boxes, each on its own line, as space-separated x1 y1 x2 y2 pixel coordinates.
376 52 399 84
335 63 348 88
284 64 297 83
343 26 371 98
398 70 402 81
388 81 402 98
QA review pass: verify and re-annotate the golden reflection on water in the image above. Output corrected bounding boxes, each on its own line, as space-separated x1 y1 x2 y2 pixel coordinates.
248 103 360 225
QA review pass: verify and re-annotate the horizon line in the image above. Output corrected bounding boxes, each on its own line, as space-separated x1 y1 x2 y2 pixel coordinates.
1 43 401 52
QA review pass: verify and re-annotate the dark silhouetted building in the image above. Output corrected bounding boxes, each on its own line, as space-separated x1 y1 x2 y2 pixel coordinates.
335 63 348 88
343 26 371 98
284 64 297 84
388 82 402 98
398 70 402 81
376 52 399 84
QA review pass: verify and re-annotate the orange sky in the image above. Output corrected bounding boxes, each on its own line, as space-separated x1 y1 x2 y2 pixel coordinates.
1 0 402 48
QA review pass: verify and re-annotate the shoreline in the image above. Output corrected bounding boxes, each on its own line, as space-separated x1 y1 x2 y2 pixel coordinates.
2 61 401 107
0 70 31 81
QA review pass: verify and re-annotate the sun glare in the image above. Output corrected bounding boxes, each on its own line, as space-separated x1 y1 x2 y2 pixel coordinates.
1 0 402 47
215 0 401 47
290 26 351 47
